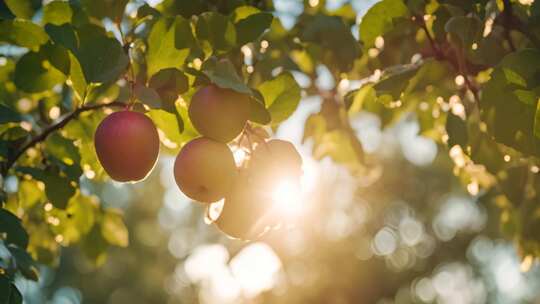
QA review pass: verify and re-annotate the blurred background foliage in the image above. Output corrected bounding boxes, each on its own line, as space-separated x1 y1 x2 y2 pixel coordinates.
1 0 540 303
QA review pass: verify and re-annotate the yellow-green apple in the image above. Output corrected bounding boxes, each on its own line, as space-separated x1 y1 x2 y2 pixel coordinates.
174 137 237 202
188 84 250 143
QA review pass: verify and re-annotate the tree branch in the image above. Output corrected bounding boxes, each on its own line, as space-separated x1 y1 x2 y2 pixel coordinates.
1 102 126 176
501 0 540 49
418 18 443 59
417 17 480 105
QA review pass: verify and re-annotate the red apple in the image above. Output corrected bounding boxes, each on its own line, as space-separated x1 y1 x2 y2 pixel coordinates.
188 84 250 143
94 110 160 182
215 170 271 240
174 137 237 203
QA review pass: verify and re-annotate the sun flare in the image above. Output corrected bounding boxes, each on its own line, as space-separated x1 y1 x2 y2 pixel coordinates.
271 180 302 216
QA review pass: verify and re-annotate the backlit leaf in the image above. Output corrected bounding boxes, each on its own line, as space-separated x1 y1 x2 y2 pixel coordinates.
359 0 409 49
257 72 301 124
146 16 195 78
0 19 49 51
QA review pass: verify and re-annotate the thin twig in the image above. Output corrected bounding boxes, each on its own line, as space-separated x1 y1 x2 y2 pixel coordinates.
417 17 480 105
116 22 136 110
418 18 443 59
1 102 126 176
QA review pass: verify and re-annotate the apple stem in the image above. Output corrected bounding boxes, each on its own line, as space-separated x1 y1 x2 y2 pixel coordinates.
245 123 270 150
116 22 137 111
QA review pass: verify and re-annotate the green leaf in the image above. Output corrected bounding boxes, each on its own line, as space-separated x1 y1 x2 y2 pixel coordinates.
0 19 49 51
249 95 271 125
201 58 251 94
43 1 73 25
74 24 128 84
45 133 81 165
468 33 507 66
42 43 70 75
5 0 40 19
14 47 66 93
9 284 22 304
195 12 236 55
157 0 206 18
535 99 540 140
146 16 195 78
446 112 468 149
51 193 96 244
232 5 261 21
0 104 22 124
81 0 128 22
84 83 120 105
7 284 23 304
0 58 15 82
0 277 22 304
137 3 160 19
18 167 77 209
134 84 162 109
235 11 273 46
45 23 78 53
0 209 29 249
69 52 87 100
257 72 301 124
43 172 77 209
359 0 409 49
373 63 421 101
101 209 128 247
532 0 540 18
346 85 377 113
17 180 43 209
81 224 108 266
500 166 529 204
147 109 184 144
481 49 540 156
64 111 107 180
8 245 39 281
0 275 11 303
148 68 189 109
303 101 365 171
1 127 29 141
445 15 482 49
301 14 360 72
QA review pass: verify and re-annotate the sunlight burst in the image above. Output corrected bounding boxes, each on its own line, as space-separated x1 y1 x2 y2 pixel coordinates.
271 180 302 217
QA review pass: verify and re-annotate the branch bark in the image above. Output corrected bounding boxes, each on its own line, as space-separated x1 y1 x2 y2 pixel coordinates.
1 101 126 176
417 17 480 103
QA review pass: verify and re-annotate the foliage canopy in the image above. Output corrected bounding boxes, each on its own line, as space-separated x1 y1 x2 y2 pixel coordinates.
1 0 540 302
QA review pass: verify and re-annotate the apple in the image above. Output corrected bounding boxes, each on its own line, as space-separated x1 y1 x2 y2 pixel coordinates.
188 84 250 143
215 170 271 240
94 110 160 182
249 139 303 187
174 137 237 203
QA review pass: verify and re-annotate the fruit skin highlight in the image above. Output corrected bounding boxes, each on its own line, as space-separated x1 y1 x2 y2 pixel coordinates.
188 84 250 143
249 139 303 187
174 137 237 203
94 110 160 182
